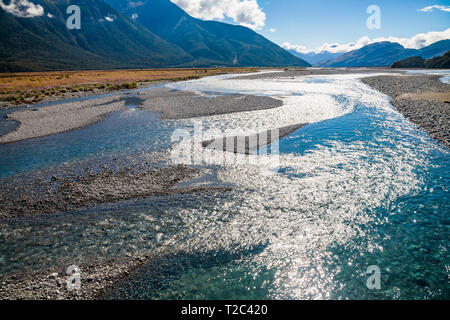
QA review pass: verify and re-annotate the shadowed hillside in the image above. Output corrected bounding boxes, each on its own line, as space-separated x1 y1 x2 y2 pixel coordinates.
0 0 194 72
392 51 450 68
105 0 310 67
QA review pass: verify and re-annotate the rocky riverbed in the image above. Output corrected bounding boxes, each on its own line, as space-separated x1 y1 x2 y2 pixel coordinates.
0 96 126 144
140 89 283 120
361 74 450 147
0 86 285 144
233 68 402 80
0 161 230 220
0 254 149 300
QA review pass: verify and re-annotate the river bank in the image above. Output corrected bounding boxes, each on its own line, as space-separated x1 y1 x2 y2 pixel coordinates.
0 254 148 300
0 84 284 144
0 68 258 109
0 156 231 220
0 96 126 144
361 74 450 147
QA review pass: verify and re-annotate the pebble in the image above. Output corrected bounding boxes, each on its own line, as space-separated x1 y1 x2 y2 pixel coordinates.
362 75 450 148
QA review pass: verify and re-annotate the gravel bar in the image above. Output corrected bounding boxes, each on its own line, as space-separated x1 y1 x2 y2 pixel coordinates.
140 92 283 120
0 96 126 144
361 74 450 147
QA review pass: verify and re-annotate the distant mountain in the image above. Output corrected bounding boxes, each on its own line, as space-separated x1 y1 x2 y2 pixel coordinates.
392 51 450 69
105 0 310 67
288 50 343 66
318 42 418 67
0 0 196 72
318 40 450 67
417 39 450 59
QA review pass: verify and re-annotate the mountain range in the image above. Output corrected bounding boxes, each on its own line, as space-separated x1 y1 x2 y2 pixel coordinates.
288 40 450 67
105 0 309 68
0 0 310 72
287 50 343 66
317 40 450 67
1 0 448 72
0 0 194 71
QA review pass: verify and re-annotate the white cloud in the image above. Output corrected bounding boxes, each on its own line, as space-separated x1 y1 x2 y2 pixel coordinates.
0 0 44 18
105 16 114 22
47 12 53 18
281 42 308 53
269 28 276 33
170 0 266 30
418 5 450 13
282 28 450 54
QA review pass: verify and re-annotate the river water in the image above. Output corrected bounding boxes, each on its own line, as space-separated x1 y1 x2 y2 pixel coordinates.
0 72 448 299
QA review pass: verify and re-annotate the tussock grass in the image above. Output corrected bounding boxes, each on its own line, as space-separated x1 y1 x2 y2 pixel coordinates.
0 67 256 107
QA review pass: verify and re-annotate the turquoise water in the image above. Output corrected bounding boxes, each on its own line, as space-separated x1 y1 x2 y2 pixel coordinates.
404 69 450 84
0 73 448 299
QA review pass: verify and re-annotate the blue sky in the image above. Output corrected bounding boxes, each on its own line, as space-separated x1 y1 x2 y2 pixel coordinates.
171 0 450 53
259 0 450 50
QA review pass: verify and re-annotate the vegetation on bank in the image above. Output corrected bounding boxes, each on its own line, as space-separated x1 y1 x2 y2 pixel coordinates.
0 68 256 107
392 51 450 69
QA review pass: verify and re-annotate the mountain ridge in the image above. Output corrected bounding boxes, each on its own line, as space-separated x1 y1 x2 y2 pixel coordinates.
317 40 450 67
287 50 344 66
0 0 196 72
1 0 309 71
104 0 310 68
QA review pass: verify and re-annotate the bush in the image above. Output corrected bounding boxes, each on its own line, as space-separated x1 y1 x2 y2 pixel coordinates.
392 56 425 68
392 51 450 69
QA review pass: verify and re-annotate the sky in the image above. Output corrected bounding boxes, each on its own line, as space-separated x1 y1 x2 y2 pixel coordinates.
171 0 450 53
